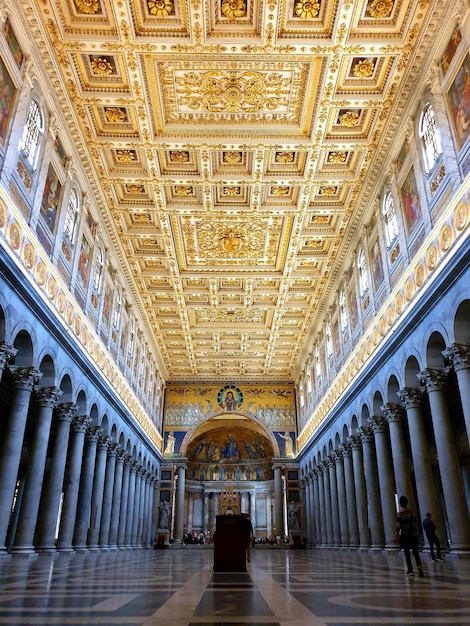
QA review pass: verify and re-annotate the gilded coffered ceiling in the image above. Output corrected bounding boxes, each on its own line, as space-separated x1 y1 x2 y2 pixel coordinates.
19 0 453 381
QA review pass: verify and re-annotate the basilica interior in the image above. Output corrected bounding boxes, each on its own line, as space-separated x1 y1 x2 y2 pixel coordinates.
1 0 470 624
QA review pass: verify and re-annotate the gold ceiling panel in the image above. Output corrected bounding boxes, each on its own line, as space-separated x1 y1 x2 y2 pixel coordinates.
144 56 322 137
130 0 190 37
23 0 449 381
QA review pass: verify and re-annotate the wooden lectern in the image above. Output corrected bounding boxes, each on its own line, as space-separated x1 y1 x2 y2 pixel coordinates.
213 514 247 572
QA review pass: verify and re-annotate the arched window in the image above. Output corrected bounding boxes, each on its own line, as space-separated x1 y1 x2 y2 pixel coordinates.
63 188 80 243
299 381 304 408
357 248 368 296
93 247 104 292
314 345 321 379
382 191 399 247
112 288 122 329
339 290 348 332
19 100 44 169
420 103 441 172
306 371 312 395
325 322 333 357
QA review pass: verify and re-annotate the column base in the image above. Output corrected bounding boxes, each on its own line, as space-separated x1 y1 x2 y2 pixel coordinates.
8 545 36 555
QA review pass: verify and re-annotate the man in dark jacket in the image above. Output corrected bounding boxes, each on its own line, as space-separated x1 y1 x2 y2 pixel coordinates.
423 512 443 561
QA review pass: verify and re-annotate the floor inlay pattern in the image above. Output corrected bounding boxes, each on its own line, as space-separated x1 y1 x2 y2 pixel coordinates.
0 547 469 625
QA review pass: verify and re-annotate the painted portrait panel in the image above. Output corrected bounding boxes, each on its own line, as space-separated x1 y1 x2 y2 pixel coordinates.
446 52 470 151
77 236 92 292
3 19 23 69
348 286 359 330
0 54 17 144
441 26 461 76
400 166 422 237
370 238 385 291
40 163 62 233
102 283 113 328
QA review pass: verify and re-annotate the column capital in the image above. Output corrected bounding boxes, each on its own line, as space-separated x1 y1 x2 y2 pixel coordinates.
348 434 362 450
107 442 119 457
0 342 17 368
71 414 91 434
34 386 63 408
97 435 110 451
115 448 127 463
368 415 388 433
339 442 352 457
7 365 43 391
55 402 77 422
417 367 451 392
334 448 345 462
442 343 470 371
397 387 423 408
358 426 374 443
381 402 404 422
85 425 102 443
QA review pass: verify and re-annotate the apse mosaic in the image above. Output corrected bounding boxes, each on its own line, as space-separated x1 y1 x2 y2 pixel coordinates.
164 382 295 428
186 426 273 482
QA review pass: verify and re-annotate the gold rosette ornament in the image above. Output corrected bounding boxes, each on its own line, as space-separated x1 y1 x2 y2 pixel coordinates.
91 58 113 76
294 1 321 19
147 0 174 17
339 111 360 127
368 0 393 19
352 59 375 78
221 0 247 19
74 0 100 14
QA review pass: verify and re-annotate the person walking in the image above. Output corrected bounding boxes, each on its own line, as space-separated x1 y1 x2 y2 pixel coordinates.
423 512 443 561
242 514 253 562
394 495 424 578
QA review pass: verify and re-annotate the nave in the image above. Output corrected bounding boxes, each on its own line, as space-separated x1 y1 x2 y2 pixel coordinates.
1 547 470 625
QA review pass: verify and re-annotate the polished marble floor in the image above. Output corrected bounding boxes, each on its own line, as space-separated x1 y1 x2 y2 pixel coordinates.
1 546 470 625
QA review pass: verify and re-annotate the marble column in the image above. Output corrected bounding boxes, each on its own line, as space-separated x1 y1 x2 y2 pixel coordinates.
203 492 210 533
382 403 414 502
35 403 77 551
310 471 321 546
73 425 101 550
418 369 470 550
98 442 118 549
341 443 359 548
334 449 350 548
11 386 62 553
321 462 333 547
273 465 283 539
359 427 384 549
117 456 131 548
56 415 91 552
0 366 42 552
140 472 150 547
328 456 341 547
266 490 273 538
301 479 310 542
316 467 327 547
187 492 194 532
124 459 137 547
87 435 109 549
369 416 397 549
250 491 256 530
108 449 125 549
174 465 186 542
443 344 470 443
349 435 371 548
148 476 158 547
131 467 143 546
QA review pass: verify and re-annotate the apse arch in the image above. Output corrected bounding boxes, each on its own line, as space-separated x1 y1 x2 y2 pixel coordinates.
179 409 281 458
